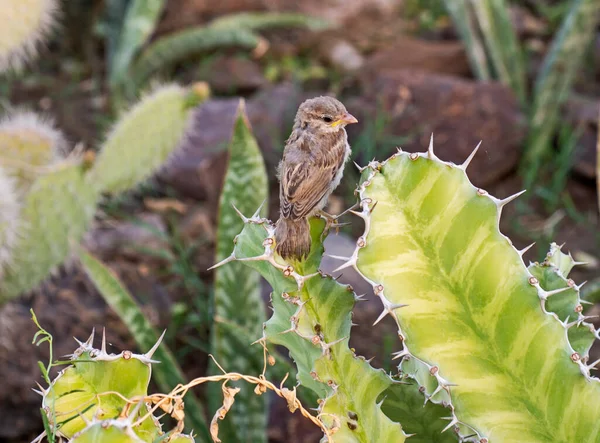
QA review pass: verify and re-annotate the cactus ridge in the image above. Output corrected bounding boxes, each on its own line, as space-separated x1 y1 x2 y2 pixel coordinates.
0 166 20 276
347 138 600 442
213 211 406 442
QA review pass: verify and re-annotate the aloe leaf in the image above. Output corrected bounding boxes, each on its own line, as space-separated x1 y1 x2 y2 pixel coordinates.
208 12 329 31
0 164 98 302
468 0 526 104
209 101 268 442
78 250 209 441
523 0 600 185
442 0 491 80
131 28 260 90
109 0 167 88
222 216 406 442
353 147 600 441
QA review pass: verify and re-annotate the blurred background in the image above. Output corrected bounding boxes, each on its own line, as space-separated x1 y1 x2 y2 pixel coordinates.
1 0 599 441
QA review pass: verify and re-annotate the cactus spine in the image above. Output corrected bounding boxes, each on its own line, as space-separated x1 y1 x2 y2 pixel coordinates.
347 141 600 441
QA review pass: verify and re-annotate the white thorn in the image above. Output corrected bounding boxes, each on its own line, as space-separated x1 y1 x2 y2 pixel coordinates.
332 259 356 273
572 261 589 267
207 254 236 270
101 328 107 354
519 243 535 256
498 190 526 207
325 254 352 261
544 286 572 298
146 330 166 359
392 349 411 360
581 299 593 305
231 204 249 223
576 281 588 290
461 141 481 170
86 328 95 346
252 200 267 219
373 308 391 326
441 417 459 433
427 133 436 159
587 357 600 371
353 161 366 172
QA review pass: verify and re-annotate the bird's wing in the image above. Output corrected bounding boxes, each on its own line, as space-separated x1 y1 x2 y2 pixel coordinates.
280 136 346 220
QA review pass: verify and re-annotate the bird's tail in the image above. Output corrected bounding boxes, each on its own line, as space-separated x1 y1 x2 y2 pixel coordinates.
275 217 311 260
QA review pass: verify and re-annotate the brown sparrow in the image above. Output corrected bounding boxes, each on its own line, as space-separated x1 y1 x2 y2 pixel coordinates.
275 96 358 260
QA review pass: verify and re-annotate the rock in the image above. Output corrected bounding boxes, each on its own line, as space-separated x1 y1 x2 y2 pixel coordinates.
158 83 312 201
361 35 471 79
82 213 168 260
353 69 527 187
319 39 365 72
201 56 266 94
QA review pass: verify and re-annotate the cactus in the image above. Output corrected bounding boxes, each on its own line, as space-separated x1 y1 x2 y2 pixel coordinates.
213 217 408 442
0 0 58 71
342 142 600 441
209 101 268 442
89 83 203 195
40 330 161 440
0 166 20 277
0 110 66 194
0 83 208 302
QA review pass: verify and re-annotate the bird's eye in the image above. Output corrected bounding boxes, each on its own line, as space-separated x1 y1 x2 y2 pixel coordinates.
322 116 333 123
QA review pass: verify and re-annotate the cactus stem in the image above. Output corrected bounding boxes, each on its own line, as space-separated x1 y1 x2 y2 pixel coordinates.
460 141 482 170
518 242 536 256
494 190 527 208
145 329 167 360
426 133 437 160
208 253 237 270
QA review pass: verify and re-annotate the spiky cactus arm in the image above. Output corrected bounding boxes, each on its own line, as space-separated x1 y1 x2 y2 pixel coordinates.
41 330 163 440
348 142 600 442
528 244 598 361
217 216 406 442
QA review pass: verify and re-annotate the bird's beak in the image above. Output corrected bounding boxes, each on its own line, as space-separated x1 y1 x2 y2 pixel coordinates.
331 113 358 127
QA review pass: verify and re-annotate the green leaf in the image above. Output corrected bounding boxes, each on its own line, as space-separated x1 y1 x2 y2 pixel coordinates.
0 164 98 302
131 27 259 90
209 100 269 443
109 0 167 87
78 250 209 441
355 150 600 441
523 0 600 185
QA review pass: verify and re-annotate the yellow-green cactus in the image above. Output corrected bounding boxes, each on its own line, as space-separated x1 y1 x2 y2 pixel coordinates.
40 330 162 441
0 0 59 71
348 141 600 441
0 110 66 194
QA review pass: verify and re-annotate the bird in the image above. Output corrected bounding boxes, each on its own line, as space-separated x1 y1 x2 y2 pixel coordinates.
275 96 358 260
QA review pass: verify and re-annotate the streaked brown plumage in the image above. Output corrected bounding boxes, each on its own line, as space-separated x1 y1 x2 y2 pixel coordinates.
275 96 357 260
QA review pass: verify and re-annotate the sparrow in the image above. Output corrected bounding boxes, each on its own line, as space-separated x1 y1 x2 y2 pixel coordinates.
275 96 358 260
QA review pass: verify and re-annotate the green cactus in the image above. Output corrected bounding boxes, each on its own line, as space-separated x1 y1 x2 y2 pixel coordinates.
89 83 204 194
213 216 408 442
0 0 59 71
40 330 162 440
346 142 600 441
0 83 208 302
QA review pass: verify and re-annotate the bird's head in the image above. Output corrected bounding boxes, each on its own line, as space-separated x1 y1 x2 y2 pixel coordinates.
295 96 358 134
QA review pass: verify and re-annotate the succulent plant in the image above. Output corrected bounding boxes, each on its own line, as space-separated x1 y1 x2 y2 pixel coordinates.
215 139 600 442
0 166 20 277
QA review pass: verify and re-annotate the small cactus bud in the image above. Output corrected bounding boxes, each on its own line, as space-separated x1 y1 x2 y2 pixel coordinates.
528 277 539 285
267 355 276 366
571 352 580 362
122 350 132 360
429 366 439 376
409 152 419 161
